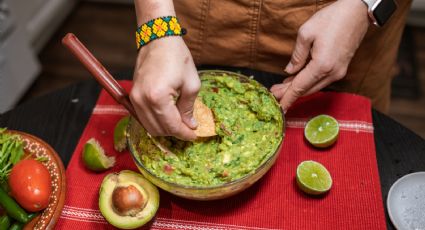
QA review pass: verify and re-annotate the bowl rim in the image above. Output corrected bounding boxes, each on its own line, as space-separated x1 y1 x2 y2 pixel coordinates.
127 70 286 190
386 171 425 229
7 130 66 229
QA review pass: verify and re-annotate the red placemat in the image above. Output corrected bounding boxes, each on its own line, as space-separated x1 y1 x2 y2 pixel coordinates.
56 81 386 229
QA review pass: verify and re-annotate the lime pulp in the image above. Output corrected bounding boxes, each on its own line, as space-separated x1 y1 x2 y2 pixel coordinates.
304 114 339 148
82 138 115 172
296 160 332 195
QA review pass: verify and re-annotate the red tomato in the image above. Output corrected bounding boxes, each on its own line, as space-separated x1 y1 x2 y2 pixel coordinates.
8 159 52 212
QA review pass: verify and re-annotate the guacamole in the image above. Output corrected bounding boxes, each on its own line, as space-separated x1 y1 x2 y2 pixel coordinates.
137 73 283 187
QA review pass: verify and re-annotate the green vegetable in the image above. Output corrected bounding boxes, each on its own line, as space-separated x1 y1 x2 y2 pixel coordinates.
0 187 28 223
4 213 37 230
0 215 11 230
27 213 38 222
0 181 8 193
8 222 23 230
0 128 24 185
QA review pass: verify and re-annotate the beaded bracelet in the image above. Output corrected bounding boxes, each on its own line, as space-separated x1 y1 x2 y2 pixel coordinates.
135 16 186 50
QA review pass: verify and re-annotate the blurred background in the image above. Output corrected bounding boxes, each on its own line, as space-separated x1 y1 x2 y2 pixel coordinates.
0 0 424 138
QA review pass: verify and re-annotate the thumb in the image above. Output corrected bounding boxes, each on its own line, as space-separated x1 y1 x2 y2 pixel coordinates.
285 29 313 74
176 77 201 129
280 60 321 113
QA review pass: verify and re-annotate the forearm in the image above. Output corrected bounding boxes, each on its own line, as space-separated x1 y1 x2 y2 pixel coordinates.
341 0 370 24
134 0 176 25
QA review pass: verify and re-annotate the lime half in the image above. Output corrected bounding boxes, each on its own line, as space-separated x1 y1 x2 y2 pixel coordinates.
304 114 339 148
83 138 115 172
296 160 332 195
114 116 129 152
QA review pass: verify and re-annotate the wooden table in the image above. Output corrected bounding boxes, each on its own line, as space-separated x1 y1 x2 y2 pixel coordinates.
1 69 424 229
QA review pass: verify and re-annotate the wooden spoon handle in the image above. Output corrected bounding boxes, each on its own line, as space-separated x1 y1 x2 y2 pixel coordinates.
61 33 139 121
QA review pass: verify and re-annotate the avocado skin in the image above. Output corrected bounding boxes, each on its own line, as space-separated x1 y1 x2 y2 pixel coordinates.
99 170 160 229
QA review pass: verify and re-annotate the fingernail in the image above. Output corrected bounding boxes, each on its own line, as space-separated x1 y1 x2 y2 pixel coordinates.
190 117 198 127
285 63 293 73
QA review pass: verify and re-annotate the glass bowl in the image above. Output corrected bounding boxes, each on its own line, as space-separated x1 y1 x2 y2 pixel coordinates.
127 70 285 200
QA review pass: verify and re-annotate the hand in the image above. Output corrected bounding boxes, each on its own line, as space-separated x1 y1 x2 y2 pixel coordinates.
271 0 370 112
130 37 200 141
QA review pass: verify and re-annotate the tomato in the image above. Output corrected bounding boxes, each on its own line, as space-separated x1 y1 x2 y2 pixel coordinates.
8 159 52 212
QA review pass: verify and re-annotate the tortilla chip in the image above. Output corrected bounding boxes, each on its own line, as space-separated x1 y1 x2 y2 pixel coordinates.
193 98 217 137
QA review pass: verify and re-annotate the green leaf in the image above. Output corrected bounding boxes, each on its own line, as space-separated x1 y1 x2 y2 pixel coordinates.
1 142 8 156
10 144 23 165
0 129 24 182
0 144 10 166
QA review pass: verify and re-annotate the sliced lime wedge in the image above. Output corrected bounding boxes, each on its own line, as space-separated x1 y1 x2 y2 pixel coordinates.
304 114 339 148
296 160 332 195
114 116 129 152
82 138 115 172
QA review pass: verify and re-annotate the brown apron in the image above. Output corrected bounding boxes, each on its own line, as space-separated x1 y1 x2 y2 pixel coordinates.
175 0 412 112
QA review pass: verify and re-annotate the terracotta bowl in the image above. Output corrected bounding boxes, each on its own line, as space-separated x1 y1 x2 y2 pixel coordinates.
7 131 66 230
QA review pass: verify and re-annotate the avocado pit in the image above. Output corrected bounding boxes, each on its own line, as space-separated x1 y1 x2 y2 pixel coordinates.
112 185 147 216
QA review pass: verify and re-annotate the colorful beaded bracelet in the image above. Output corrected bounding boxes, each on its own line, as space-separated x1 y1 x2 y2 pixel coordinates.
135 16 186 50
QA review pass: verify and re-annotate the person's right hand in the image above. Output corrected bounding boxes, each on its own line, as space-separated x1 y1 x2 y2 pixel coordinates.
130 36 200 141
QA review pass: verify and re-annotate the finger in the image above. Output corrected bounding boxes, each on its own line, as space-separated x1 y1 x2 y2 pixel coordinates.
280 61 323 112
154 100 197 141
271 83 288 100
270 82 284 92
285 28 313 74
150 92 197 140
270 77 293 94
275 83 292 101
302 75 337 97
176 72 201 129
130 92 165 136
283 76 295 84
270 77 294 100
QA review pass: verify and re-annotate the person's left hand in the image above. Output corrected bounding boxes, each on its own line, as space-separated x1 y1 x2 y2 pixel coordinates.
271 0 370 112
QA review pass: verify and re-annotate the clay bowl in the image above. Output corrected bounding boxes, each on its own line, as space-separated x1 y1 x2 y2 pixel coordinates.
7 131 66 230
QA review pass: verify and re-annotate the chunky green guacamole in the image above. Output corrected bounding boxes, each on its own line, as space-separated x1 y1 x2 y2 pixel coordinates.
137 74 283 187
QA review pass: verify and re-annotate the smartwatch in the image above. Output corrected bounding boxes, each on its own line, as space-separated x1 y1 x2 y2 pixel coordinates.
361 0 398 27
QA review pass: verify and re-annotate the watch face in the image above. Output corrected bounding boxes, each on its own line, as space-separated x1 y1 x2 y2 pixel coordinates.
373 0 397 26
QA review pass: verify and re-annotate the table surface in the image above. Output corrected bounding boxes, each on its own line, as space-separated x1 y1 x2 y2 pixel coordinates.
1 69 424 229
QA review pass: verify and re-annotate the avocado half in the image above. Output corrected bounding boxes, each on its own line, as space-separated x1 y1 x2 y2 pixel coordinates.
99 170 159 229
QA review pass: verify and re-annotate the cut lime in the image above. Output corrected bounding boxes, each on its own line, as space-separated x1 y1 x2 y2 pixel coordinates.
304 114 339 148
114 116 129 152
82 138 115 172
296 160 332 195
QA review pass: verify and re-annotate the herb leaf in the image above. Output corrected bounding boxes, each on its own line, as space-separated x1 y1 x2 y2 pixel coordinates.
0 128 24 184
